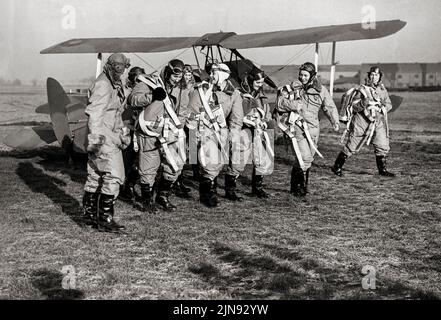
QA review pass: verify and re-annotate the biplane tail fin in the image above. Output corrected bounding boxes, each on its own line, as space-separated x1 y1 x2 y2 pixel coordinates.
46 77 73 153
3 78 88 156
47 78 88 154
1 79 70 150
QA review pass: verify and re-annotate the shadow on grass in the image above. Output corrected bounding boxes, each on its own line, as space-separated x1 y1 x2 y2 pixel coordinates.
274 155 294 168
31 269 84 300
0 121 50 127
373 280 440 300
267 242 440 300
189 242 308 299
165 165 200 192
16 161 86 228
1 145 88 184
190 241 440 300
38 157 87 185
0 146 63 159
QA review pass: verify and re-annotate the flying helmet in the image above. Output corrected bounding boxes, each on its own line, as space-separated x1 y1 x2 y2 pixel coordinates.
367 66 383 81
128 66 145 84
299 62 316 78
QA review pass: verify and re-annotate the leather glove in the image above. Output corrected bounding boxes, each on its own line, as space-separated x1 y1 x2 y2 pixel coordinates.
87 134 106 154
119 127 131 150
152 87 167 101
367 101 381 112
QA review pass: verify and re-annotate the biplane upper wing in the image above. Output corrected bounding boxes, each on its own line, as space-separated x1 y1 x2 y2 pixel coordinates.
40 20 405 54
220 20 407 49
40 37 200 54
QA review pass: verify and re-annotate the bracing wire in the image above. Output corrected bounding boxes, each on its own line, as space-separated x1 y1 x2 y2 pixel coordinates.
221 48 229 63
132 47 192 74
319 44 324 66
268 44 314 76
276 44 312 73
132 53 156 71
277 45 308 69
154 47 192 73
325 43 331 66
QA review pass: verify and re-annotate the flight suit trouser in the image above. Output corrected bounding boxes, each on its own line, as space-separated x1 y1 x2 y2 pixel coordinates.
343 113 390 157
138 140 184 186
226 128 274 177
198 128 230 181
290 125 320 171
84 147 125 197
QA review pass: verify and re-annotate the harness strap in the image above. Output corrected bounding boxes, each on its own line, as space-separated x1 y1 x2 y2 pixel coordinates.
278 121 305 170
138 110 161 137
137 74 183 128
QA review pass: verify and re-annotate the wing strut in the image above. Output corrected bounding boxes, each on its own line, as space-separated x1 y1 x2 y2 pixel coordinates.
192 46 201 69
314 43 319 72
329 42 336 98
217 46 224 62
96 53 103 78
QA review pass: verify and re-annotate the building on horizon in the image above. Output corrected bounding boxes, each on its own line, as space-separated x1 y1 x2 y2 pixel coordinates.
262 62 441 90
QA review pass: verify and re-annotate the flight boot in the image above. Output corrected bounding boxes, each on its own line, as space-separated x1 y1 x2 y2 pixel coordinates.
224 174 243 201
140 183 158 213
119 169 139 202
173 173 191 198
156 178 177 211
199 177 218 208
97 193 125 233
251 169 269 198
332 152 348 177
82 191 98 226
304 168 310 194
376 155 396 177
192 164 201 182
290 167 306 197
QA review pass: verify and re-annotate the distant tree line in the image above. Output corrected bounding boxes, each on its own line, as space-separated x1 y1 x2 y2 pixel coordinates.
0 77 95 87
0 77 23 86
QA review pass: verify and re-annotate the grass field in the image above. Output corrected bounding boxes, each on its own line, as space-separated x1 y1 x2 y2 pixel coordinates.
0 90 440 299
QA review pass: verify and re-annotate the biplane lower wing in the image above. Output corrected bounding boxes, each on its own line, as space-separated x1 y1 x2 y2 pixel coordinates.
36 94 87 115
4 125 57 149
36 103 49 114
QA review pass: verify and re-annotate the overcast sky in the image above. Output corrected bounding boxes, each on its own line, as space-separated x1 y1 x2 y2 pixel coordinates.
1 0 440 84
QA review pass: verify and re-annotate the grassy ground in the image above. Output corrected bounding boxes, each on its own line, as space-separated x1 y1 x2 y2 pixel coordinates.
0 91 440 299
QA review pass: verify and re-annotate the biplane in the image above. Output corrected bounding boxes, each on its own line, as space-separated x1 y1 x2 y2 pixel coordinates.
4 19 406 158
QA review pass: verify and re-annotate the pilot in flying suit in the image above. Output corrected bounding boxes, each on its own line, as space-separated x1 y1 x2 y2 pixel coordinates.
226 67 274 200
82 53 131 233
130 59 187 212
276 62 339 197
332 66 395 177
187 63 244 207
